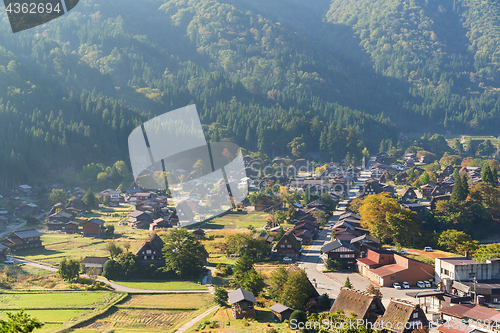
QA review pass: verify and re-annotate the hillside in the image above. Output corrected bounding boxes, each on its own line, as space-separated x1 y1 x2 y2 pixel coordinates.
1 0 500 186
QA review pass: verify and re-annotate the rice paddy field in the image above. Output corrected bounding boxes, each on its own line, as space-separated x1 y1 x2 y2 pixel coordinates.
70 293 214 333
0 291 125 332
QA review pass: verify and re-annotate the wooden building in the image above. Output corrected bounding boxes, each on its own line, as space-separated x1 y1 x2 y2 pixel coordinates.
375 299 429 333
82 219 105 237
228 288 257 319
269 303 294 322
329 288 385 323
135 233 165 267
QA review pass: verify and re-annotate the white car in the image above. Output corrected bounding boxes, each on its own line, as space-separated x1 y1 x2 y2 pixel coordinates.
283 257 293 263
417 281 425 288
402 281 410 289
424 281 432 288
424 247 433 252
400 250 407 254
393 282 402 289
4 259 14 264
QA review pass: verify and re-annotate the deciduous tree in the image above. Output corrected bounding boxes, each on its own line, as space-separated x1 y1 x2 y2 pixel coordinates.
162 229 208 277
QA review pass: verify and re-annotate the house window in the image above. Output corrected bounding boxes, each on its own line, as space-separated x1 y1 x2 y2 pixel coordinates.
412 313 418 319
146 250 151 254
151 255 154 260
281 245 285 248
390 276 395 280
287 245 292 248
144 256 147 260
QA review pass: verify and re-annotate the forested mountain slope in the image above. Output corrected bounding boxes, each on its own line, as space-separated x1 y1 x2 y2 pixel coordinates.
1 0 500 186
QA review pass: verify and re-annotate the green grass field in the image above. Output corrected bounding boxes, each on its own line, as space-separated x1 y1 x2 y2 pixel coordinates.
0 291 121 309
112 280 207 291
0 291 124 332
199 211 268 229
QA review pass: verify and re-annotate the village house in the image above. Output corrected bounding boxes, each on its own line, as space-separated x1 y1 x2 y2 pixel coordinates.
274 230 302 259
375 299 429 333
82 218 105 237
269 303 294 322
192 228 205 238
0 244 8 261
228 288 257 319
135 233 165 267
431 184 447 197
357 249 434 287
127 210 154 229
350 234 380 254
81 257 108 275
329 288 385 323
2 229 43 252
321 239 360 269
420 184 435 197
149 217 172 231
64 221 79 234
400 186 417 202
438 304 500 333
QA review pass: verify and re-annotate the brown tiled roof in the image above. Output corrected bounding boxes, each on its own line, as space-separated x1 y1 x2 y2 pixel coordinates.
330 288 383 319
375 299 424 333
356 257 380 267
439 304 500 322
369 264 407 277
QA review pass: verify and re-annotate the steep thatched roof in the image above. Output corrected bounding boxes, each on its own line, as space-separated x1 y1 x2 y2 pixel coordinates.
329 288 384 319
375 299 426 333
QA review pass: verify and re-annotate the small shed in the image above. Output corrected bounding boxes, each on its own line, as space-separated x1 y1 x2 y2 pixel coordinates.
65 221 79 234
228 288 257 319
269 303 294 322
81 256 109 275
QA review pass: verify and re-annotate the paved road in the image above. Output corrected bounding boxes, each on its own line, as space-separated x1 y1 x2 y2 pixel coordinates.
297 169 426 307
11 257 213 294
298 170 371 299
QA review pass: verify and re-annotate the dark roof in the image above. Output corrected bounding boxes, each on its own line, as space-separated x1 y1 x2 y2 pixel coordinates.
228 288 257 304
14 229 42 239
85 218 105 226
350 234 380 244
330 288 383 318
129 210 147 218
269 303 294 313
275 231 302 252
135 233 165 255
375 299 424 333
321 239 359 253
401 186 416 198
294 230 314 240
81 257 108 264
0 244 8 250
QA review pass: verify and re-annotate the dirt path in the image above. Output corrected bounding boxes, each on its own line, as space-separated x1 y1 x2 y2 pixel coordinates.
175 306 219 333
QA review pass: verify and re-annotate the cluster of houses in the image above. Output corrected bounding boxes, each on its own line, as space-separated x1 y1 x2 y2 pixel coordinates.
271 199 333 259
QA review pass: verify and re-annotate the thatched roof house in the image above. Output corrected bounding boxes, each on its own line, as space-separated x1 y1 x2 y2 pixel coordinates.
375 299 428 333
329 288 385 323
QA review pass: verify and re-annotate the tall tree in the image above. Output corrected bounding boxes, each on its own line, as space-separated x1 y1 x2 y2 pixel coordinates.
49 189 67 206
162 229 208 277
83 188 96 209
279 269 311 310
58 258 80 282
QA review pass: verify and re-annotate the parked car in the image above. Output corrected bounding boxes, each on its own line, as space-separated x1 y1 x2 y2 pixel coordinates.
424 281 432 288
400 249 407 254
393 282 402 289
283 257 293 263
417 281 425 288
424 247 433 252
402 281 410 289
4 259 14 265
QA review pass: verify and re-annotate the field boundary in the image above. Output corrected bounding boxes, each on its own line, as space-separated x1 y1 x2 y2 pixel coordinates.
54 291 127 333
